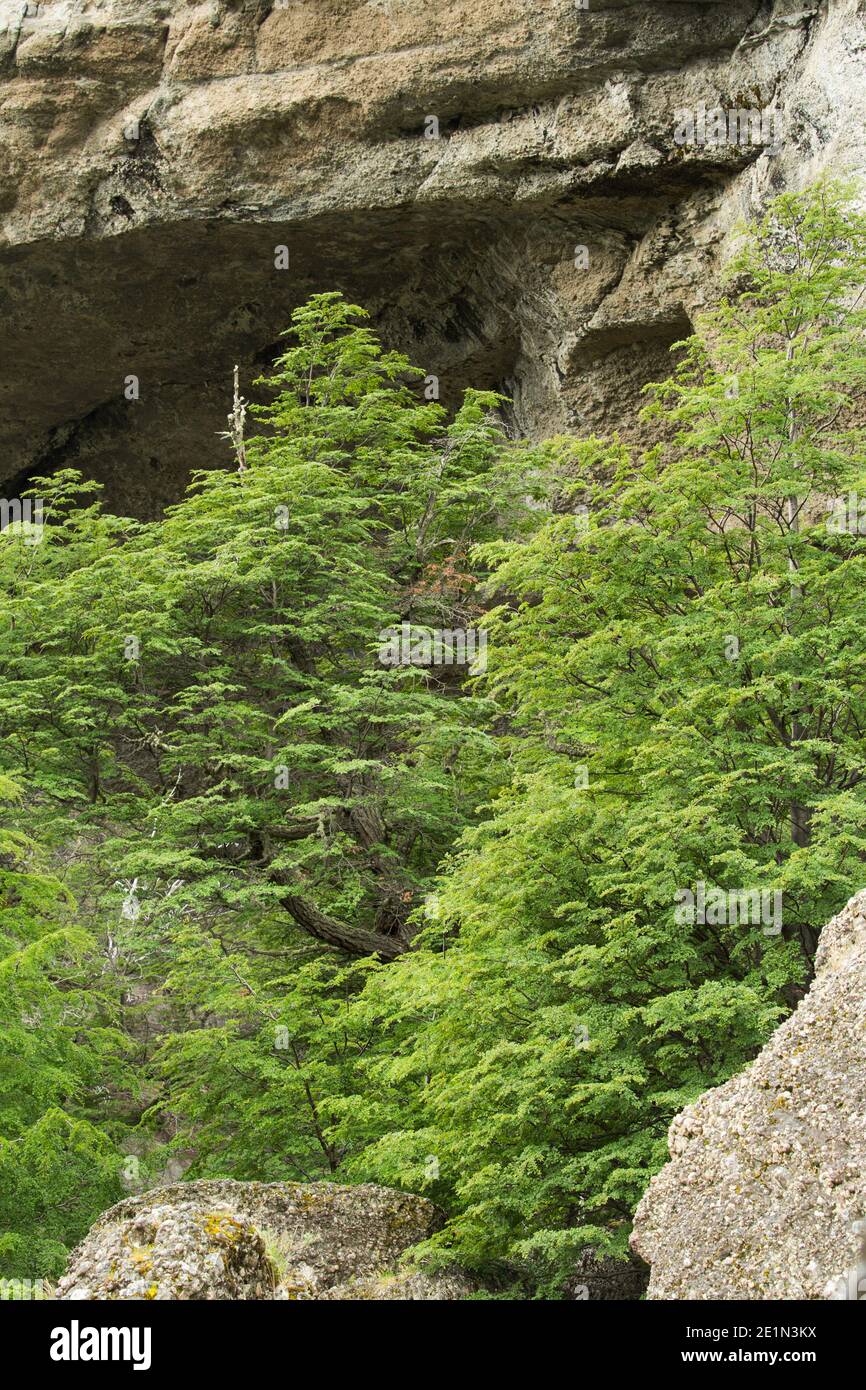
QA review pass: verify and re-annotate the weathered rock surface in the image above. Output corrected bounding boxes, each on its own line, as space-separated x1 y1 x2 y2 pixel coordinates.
56 1202 275 1300
56 1177 469 1299
565 1250 649 1301
631 889 866 1300
321 1268 480 1300
1 1 864 513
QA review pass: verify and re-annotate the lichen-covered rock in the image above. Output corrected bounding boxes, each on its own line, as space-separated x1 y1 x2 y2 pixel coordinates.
56 1179 456 1300
631 889 866 1300
56 1204 274 1301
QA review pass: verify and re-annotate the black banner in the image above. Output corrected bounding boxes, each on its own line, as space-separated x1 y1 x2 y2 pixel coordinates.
6 1297 856 1376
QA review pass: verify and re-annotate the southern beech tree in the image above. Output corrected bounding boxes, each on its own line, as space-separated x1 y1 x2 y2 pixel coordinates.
0 294 542 961
1 185 865 1292
332 181 866 1286
0 293 547 1213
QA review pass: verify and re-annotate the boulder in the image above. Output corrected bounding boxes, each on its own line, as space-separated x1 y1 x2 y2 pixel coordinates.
55 1203 274 1301
631 890 866 1300
56 1178 467 1300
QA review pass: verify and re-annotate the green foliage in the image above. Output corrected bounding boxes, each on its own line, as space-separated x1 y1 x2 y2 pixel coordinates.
0 779 126 1278
324 179 866 1287
0 294 547 1190
1 186 865 1295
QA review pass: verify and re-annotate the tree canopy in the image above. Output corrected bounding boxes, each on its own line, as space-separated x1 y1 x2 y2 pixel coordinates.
1 183 865 1292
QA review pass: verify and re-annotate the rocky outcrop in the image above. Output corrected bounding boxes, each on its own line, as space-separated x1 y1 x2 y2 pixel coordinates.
631 890 866 1300
2 1 865 513
56 1178 477 1300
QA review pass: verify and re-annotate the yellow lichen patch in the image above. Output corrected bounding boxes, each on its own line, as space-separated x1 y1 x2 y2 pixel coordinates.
127 1243 154 1272
198 1210 245 1242
295 1189 328 1211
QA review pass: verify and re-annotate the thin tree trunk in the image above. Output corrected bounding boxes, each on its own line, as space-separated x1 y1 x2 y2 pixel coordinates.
785 340 810 848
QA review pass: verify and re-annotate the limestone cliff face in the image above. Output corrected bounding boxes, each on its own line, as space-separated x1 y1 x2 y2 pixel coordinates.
1 0 864 514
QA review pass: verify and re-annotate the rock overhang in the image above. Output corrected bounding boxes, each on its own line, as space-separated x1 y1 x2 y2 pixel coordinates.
1 0 861 514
